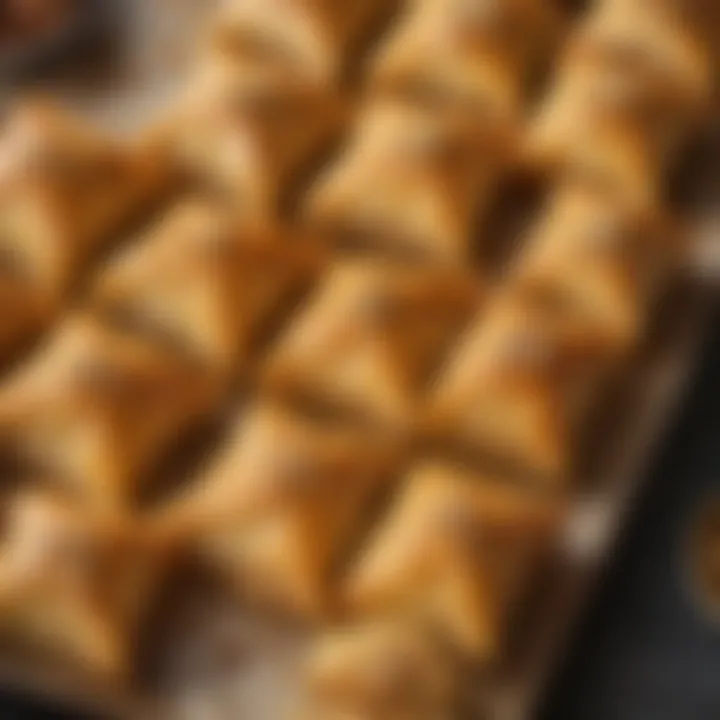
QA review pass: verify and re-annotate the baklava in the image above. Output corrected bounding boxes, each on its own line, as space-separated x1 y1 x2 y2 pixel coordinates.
165 55 343 217
0 491 167 680
208 0 397 85
425 293 619 483
93 199 323 376
0 315 218 511
370 0 563 118
300 620 458 720
157 403 398 618
343 463 563 658
0 274 52 363
525 2 713 204
304 99 514 264
0 99 169 297
265 258 481 428
510 183 681 350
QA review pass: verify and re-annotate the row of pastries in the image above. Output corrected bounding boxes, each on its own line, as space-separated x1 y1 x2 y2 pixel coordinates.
0 0 407 692
0 0 713 718
295 0 716 718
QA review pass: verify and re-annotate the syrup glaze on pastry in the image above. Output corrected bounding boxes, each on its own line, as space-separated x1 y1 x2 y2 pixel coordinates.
208 0 398 85
343 463 563 657
265 258 481 428
304 99 514 264
94 199 323 375
301 620 458 720
525 3 713 204
165 56 343 217
510 183 682 350
0 99 169 296
426 293 619 483
0 316 218 511
371 0 563 119
156 403 398 618
0 491 167 679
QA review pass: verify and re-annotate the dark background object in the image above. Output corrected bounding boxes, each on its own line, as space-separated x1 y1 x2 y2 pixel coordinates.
0 0 122 85
0 688 96 719
541 306 720 720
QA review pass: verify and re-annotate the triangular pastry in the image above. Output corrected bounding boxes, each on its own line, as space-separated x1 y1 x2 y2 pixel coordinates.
510 183 682 351
425 293 619 483
265 259 481 428
300 621 458 720
593 0 714 98
600 0 720 61
0 315 218 511
208 0 397 85
304 99 512 264
370 0 562 119
343 464 563 658
525 6 713 205
165 52 343 216
155 403 397 618
94 199 323 375
0 491 168 680
0 99 169 299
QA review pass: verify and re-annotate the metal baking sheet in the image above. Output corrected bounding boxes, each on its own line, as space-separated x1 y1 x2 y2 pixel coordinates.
0 2 718 719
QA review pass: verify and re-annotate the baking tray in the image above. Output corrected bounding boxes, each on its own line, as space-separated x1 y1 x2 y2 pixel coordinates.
0 1 718 719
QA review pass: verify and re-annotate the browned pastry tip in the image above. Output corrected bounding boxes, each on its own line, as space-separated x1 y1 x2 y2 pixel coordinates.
93 198 324 375
162 53 345 217
598 0 720 65
583 0 713 102
304 98 514 264
522 0 714 204
508 181 684 351
264 258 482 430
153 402 399 619
0 98 171 297
343 463 564 658
0 314 219 512
0 489 168 681
370 0 564 119
425 290 622 484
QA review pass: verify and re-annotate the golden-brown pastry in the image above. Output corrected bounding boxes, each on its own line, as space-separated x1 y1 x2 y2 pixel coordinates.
0 491 166 680
597 0 718 68
300 621 458 720
208 0 396 85
165 55 343 216
93 199 323 375
265 259 481 428
343 463 563 658
510 183 682 350
156 403 397 618
304 99 514 264
425 293 619 483
524 4 713 204
0 315 218 511
370 0 563 118
0 99 169 298
0 275 53 363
